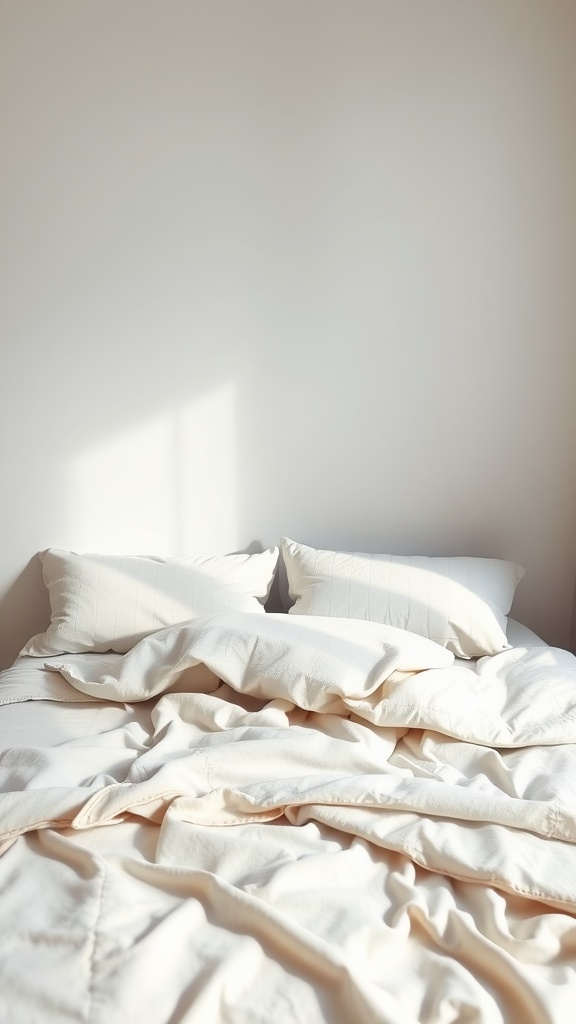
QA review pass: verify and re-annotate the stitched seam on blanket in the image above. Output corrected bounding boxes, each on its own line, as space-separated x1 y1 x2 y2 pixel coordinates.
128 758 146 782
121 747 214 787
79 788 182 824
541 675 568 716
396 700 513 743
184 813 282 825
2 818 75 840
85 858 106 1024
202 747 214 791
174 796 561 834
398 839 576 907
548 800 561 839
0 696 107 706
79 786 271 826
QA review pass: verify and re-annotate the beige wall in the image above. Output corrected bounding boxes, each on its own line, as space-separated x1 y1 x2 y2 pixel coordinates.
1 0 575 667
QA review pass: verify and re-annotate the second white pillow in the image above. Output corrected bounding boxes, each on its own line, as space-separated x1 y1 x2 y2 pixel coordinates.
281 537 524 659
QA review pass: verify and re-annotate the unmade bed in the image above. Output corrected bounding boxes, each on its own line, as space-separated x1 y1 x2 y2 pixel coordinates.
1 539 576 1024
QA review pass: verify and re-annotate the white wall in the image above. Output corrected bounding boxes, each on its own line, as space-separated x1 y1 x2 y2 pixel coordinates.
1 0 575 667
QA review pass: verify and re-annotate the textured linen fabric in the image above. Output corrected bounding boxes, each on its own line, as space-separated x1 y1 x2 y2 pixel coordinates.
20 547 279 656
49 613 576 746
281 537 525 658
51 612 454 711
3 621 576 1023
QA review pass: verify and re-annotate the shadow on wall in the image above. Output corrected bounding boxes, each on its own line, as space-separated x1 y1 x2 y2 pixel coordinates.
570 578 576 656
1 557 51 665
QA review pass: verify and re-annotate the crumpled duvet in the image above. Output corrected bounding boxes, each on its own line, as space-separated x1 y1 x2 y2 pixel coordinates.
2 611 576 1024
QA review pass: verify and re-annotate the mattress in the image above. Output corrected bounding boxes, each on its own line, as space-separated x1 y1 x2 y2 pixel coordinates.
1 615 576 1024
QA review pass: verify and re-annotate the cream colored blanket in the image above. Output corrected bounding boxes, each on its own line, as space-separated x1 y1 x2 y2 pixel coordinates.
2 612 576 1024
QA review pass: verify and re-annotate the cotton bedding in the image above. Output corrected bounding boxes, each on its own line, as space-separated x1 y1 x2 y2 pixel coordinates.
1 615 576 1024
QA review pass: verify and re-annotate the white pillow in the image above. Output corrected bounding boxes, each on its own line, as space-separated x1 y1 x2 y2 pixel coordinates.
21 547 279 656
281 538 525 659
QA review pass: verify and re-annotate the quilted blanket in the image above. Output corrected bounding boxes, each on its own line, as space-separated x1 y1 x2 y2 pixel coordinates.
2 611 576 1024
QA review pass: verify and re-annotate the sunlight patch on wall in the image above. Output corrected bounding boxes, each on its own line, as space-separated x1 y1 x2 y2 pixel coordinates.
65 383 238 554
175 382 238 553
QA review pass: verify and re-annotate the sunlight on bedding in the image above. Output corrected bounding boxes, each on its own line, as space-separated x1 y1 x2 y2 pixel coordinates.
64 382 238 554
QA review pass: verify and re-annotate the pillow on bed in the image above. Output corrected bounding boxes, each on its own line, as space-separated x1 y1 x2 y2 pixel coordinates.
21 547 279 657
281 538 524 659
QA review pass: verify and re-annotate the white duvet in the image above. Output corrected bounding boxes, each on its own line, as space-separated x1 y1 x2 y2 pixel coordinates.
2 612 576 1024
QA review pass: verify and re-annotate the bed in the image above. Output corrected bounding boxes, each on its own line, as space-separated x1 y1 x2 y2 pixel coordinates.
1 538 576 1024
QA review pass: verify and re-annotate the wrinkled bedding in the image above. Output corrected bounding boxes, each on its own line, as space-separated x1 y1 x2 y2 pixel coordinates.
1 612 576 1024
